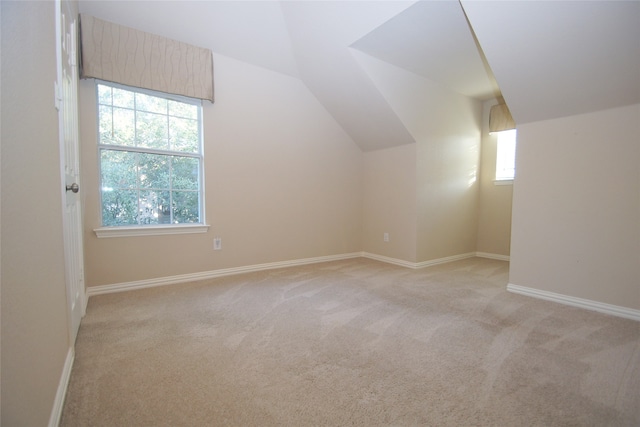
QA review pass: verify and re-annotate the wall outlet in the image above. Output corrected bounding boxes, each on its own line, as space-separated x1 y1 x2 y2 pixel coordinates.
213 237 222 250
383 232 389 242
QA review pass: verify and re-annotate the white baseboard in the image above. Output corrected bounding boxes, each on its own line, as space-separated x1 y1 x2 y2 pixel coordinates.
507 283 640 322
48 346 74 427
416 252 477 268
361 252 478 269
475 251 510 261
361 252 418 268
86 251 507 299
86 252 362 297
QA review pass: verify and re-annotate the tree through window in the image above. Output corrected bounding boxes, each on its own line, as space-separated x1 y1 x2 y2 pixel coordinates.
97 82 204 226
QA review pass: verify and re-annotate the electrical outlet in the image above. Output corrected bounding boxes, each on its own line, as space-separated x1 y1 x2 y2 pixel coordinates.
213 237 222 250
384 233 389 242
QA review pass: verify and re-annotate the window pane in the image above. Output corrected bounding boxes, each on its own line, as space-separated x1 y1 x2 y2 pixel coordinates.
101 150 137 189
172 191 199 223
112 87 134 108
496 129 517 180
136 92 167 114
101 189 138 226
169 116 199 152
171 157 199 190
139 153 170 189
98 85 112 105
98 105 113 143
112 107 135 146
97 82 203 227
136 111 169 150
168 100 198 119
139 190 171 225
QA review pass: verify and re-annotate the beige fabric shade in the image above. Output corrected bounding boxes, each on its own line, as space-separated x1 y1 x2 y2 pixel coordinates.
79 14 214 102
489 103 516 132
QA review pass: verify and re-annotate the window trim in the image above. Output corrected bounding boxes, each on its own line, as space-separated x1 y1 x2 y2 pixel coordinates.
94 80 207 235
94 224 209 238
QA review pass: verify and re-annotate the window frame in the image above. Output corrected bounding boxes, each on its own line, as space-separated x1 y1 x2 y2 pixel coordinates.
93 80 209 238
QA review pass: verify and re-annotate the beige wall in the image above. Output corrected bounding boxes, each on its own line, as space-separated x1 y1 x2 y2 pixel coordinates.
356 52 482 264
1 1 72 425
415 91 481 263
476 99 513 257
81 54 363 287
362 144 417 262
510 103 640 310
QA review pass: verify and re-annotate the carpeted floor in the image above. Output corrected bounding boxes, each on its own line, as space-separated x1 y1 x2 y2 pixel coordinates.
60 257 640 426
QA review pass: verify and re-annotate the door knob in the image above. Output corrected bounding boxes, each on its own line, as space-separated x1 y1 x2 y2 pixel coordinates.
66 183 79 193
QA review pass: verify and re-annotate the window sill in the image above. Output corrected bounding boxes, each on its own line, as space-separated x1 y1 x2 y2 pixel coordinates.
94 224 210 238
493 179 513 186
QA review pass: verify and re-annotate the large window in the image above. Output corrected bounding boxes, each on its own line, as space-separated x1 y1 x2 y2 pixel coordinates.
97 82 204 227
495 129 517 181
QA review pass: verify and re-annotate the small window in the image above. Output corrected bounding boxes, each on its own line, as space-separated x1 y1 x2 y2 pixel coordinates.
97 82 204 227
495 129 517 181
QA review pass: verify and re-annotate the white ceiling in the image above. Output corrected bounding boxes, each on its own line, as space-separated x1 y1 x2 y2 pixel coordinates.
79 1 302 77
78 0 494 151
79 0 640 151
461 0 640 125
350 0 499 100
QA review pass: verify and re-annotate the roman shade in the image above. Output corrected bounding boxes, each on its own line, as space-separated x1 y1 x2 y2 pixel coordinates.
489 103 515 133
79 14 214 103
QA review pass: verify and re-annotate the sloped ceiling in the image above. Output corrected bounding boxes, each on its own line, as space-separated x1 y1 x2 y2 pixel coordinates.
78 1 640 150
78 0 494 151
279 1 418 151
78 1 301 78
350 0 499 101
461 0 640 125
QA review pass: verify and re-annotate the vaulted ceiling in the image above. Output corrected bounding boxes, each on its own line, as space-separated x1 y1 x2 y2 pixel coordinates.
462 0 640 125
79 0 640 151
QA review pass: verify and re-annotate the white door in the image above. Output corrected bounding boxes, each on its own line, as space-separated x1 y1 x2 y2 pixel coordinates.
56 0 85 344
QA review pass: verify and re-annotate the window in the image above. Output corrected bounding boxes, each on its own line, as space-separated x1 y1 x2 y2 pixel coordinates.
97 82 204 229
495 129 517 181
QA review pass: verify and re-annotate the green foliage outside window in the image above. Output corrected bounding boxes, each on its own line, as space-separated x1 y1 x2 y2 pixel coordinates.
97 83 203 226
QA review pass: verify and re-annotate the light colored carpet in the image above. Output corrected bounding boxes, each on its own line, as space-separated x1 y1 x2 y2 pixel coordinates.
61 257 640 426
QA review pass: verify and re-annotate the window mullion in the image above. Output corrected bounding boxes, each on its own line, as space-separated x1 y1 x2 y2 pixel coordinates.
135 152 141 226
110 87 115 141
168 156 173 224
166 100 172 224
98 144 200 158
166 101 171 152
133 92 138 148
